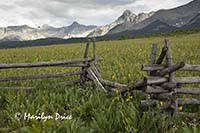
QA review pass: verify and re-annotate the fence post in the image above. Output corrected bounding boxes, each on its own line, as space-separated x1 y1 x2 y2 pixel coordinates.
165 39 178 114
80 39 91 83
165 39 174 81
148 44 158 103
83 39 90 58
93 38 97 66
151 44 157 64
91 38 101 78
150 44 157 76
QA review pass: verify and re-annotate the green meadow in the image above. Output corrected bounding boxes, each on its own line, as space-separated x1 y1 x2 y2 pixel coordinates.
0 33 200 132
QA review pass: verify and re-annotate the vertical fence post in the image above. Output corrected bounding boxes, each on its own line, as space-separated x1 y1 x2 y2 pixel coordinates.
150 44 157 64
165 39 174 81
83 39 90 58
165 39 178 114
150 44 157 76
93 38 97 66
91 38 101 78
80 39 91 83
148 44 158 104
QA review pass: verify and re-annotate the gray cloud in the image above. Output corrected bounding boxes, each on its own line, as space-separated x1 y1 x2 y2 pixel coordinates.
0 0 193 27
50 0 135 7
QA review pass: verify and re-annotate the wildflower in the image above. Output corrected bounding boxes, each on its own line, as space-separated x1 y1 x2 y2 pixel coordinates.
119 63 124 69
160 101 164 106
111 74 115 80
115 89 120 95
126 98 130 102
178 106 183 111
126 96 133 102
112 96 120 102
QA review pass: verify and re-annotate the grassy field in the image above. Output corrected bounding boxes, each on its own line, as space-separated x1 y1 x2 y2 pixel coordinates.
0 33 200 132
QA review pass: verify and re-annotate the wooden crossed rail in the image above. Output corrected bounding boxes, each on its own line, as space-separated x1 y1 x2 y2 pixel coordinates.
0 39 124 94
101 39 200 117
0 39 103 92
1 38 199 117
113 39 200 117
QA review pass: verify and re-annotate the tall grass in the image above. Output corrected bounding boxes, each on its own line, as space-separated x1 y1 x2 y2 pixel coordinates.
0 33 200 132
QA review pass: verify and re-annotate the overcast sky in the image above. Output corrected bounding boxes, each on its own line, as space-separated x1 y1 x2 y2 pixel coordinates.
0 0 193 27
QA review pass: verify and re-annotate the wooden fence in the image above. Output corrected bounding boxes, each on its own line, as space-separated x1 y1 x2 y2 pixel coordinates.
115 39 200 116
1 38 199 116
0 39 109 92
140 40 200 116
0 38 128 93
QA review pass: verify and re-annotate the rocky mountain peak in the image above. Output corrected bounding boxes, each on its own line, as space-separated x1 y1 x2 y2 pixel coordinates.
137 12 154 17
71 21 81 27
117 9 136 22
1 0 199 42
134 12 155 23
123 10 133 16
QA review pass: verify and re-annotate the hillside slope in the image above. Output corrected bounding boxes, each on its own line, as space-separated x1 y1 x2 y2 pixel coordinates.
108 0 200 34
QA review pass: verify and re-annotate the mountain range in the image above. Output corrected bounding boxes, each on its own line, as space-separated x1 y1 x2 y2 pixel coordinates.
0 22 96 42
0 0 200 43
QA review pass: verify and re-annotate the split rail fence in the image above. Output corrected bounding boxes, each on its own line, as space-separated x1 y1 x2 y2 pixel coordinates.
116 40 200 116
0 39 115 92
1 38 199 116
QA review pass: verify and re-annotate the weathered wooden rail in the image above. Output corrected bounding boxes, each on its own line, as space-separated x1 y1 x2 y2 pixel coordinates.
140 40 200 116
108 39 200 116
1 38 199 116
0 38 129 93
0 39 110 92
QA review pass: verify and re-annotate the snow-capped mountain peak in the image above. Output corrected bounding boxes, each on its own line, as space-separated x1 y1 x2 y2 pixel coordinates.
0 22 97 41
87 10 154 37
117 10 136 22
